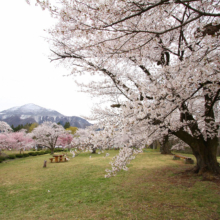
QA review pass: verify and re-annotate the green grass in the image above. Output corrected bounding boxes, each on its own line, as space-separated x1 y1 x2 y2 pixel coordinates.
0 150 220 219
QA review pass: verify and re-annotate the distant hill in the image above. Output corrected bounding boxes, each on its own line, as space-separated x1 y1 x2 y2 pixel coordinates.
0 103 91 129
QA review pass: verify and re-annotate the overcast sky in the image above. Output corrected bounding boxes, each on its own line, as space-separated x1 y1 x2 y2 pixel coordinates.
0 1 96 120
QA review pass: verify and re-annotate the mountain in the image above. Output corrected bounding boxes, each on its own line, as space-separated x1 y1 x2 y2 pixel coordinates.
0 103 91 129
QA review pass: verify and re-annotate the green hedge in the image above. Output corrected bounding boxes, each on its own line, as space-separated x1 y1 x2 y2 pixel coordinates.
0 156 6 161
37 151 45 155
0 150 53 164
8 155 16 159
15 154 24 158
28 152 35 156
54 148 64 152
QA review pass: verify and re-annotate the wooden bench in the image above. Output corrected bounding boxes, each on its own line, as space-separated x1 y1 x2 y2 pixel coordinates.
49 158 54 163
173 154 194 164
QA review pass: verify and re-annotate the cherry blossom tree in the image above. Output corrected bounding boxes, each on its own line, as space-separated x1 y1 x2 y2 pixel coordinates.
0 121 12 133
73 128 97 153
10 131 34 154
0 131 33 155
29 0 220 177
57 133 73 149
31 121 69 154
0 134 11 155
0 121 13 155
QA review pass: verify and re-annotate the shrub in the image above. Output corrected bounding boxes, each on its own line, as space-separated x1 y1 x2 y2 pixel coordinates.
15 154 24 158
23 153 29 157
38 151 44 155
45 150 51 154
36 152 43 155
55 148 64 152
8 155 16 159
0 156 6 161
31 152 38 156
28 152 36 156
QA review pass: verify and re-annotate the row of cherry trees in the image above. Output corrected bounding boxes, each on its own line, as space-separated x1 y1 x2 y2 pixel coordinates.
0 121 74 155
28 0 220 177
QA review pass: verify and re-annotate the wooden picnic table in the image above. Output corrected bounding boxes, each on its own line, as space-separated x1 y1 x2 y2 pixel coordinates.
53 154 64 163
49 154 69 163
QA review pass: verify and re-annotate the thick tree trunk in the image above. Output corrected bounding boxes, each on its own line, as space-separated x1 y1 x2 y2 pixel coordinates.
217 145 220 157
173 90 220 177
91 148 96 154
174 129 220 175
160 135 171 154
190 137 220 175
50 147 54 155
217 138 220 156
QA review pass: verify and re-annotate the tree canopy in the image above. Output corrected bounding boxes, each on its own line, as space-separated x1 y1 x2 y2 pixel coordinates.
64 122 71 129
31 121 68 154
66 126 78 135
29 0 220 177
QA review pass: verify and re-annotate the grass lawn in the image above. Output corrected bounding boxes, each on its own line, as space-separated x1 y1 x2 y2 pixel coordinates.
0 150 220 220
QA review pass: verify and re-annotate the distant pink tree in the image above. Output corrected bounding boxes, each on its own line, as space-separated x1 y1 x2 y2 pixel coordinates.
0 131 34 155
10 131 34 154
0 121 13 155
57 133 73 149
0 134 12 155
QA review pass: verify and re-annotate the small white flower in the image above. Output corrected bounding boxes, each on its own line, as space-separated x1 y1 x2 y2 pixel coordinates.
48 190 50 193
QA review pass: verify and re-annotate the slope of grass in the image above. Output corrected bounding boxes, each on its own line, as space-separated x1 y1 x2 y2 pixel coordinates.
0 150 220 219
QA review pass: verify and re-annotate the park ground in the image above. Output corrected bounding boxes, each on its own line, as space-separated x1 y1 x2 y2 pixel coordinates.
0 149 220 220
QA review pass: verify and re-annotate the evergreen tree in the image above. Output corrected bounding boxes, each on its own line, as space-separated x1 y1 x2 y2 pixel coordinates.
64 122 70 129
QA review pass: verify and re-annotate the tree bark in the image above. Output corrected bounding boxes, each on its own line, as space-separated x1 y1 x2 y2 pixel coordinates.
91 148 96 154
160 135 171 154
50 147 54 155
173 129 220 175
190 137 220 175
217 145 220 157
